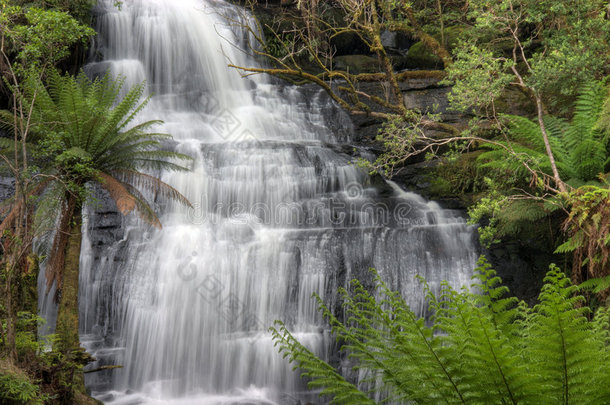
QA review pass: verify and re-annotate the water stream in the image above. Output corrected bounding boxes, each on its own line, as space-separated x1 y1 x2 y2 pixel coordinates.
71 1 478 403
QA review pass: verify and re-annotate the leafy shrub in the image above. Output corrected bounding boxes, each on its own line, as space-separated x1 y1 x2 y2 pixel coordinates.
0 360 44 405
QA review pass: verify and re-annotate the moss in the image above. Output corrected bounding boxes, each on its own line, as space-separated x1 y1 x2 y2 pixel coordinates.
405 25 467 69
436 25 466 52
55 213 82 354
54 203 91 402
406 41 443 69
428 151 486 202
333 55 381 74
18 255 39 316
495 87 536 116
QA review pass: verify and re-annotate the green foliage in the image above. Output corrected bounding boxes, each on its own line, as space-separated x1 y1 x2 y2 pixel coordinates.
24 70 191 197
556 185 610 287
445 44 514 114
358 113 438 177
9 7 94 67
0 313 49 404
477 80 609 184
447 0 610 114
264 31 295 60
465 177 561 248
429 150 487 199
0 371 44 404
465 81 609 248
0 3 94 74
14 312 46 359
580 276 610 296
271 257 610 404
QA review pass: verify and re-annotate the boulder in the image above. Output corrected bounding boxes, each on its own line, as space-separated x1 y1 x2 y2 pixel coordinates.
405 41 443 69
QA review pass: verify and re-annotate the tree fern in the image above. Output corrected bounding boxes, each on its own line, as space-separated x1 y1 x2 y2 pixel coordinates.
556 185 610 288
272 257 610 404
22 70 192 230
8 70 196 387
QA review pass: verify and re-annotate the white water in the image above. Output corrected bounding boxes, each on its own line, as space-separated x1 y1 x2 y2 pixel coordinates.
75 1 478 404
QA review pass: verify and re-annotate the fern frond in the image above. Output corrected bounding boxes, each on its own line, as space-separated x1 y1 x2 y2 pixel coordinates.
112 169 192 208
271 258 610 404
524 266 605 403
32 182 64 237
270 321 376 405
119 182 162 229
579 275 610 294
96 171 137 215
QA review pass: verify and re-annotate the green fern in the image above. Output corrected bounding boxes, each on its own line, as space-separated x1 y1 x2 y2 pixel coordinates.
579 276 610 294
271 257 610 404
478 80 609 184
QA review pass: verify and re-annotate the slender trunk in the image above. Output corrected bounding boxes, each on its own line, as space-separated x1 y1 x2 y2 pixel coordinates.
535 94 567 193
5 261 17 362
4 204 27 363
436 0 445 47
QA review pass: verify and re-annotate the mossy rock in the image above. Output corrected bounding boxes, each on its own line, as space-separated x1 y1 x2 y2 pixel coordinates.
427 150 486 201
405 25 467 69
405 41 443 69
333 55 381 74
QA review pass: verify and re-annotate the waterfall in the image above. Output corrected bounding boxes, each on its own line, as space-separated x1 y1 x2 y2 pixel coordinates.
77 0 478 404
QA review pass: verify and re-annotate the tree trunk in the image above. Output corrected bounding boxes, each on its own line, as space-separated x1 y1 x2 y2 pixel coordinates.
54 195 90 401
55 197 82 354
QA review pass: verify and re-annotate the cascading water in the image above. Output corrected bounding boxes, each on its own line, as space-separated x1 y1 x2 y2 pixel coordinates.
74 0 479 404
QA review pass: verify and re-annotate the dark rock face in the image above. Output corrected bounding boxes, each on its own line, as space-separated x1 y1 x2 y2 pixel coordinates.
331 32 371 56
0 177 15 203
347 75 469 150
484 242 552 306
86 187 127 265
